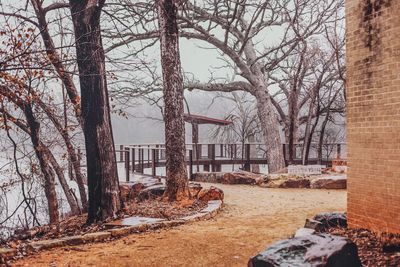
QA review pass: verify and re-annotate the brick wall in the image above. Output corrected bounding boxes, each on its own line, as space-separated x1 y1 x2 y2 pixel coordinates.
346 0 400 233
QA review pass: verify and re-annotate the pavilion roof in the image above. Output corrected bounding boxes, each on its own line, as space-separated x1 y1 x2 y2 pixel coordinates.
183 113 232 125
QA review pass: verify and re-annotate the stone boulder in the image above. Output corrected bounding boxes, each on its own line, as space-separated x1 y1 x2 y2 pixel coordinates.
191 172 224 183
311 177 347 189
197 186 224 202
137 185 166 201
304 219 324 231
248 234 361 267
221 171 268 185
313 212 347 229
265 174 310 188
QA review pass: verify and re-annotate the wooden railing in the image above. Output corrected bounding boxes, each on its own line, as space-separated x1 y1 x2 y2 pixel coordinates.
113 142 346 181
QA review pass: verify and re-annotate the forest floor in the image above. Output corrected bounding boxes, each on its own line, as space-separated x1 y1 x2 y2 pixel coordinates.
14 183 346 267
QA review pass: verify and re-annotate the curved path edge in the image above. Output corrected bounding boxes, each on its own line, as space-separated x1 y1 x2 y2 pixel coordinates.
0 200 223 262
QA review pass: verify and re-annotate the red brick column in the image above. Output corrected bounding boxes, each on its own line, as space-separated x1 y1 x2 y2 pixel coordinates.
346 0 400 233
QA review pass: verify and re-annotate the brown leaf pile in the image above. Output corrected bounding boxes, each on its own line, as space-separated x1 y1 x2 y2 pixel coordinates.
4 198 207 245
123 198 207 220
328 228 400 267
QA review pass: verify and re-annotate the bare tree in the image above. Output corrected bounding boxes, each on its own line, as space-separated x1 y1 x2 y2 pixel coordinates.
102 0 343 172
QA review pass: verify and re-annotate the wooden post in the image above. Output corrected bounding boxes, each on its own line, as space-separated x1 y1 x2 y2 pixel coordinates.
244 143 251 171
138 147 142 173
234 144 237 159
196 144 200 172
147 145 150 166
131 148 135 173
211 144 216 172
204 164 210 172
141 148 144 173
220 144 223 157
197 144 202 158
189 150 193 180
336 144 341 159
125 148 130 182
283 144 287 166
119 145 124 162
155 145 160 164
151 149 156 177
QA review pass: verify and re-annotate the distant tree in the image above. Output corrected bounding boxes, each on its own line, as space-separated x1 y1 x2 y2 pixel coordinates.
69 0 121 223
157 0 190 201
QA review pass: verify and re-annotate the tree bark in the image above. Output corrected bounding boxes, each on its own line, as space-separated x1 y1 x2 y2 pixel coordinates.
248 134 260 173
254 88 285 173
242 39 285 173
157 0 190 201
70 0 120 223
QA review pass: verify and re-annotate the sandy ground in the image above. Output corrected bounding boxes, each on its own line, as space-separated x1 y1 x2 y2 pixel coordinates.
14 183 346 267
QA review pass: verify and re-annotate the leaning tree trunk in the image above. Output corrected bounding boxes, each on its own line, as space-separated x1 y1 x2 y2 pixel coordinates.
242 39 285 173
37 99 88 211
23 105 59 224
157 0 190 201
70 0 120 223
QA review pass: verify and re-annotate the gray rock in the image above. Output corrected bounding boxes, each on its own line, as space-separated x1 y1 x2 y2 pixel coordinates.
221 171 268 185
137 185 165 201
313 212 347 229
304 219 324 231
248 233 361 267
265 174 311 188
191 172 224 183
311 178 346 189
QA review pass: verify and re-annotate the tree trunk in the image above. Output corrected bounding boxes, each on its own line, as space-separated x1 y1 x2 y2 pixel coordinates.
302 93 317 165
287 94 299 164
302 98 320 165
157 0 190 201
37 100 88 211
248 134 260 173
242 39 285 174
254 88 285 173
70 0 120 223
318 113 330 165
43 146 81 215
23 105 59 224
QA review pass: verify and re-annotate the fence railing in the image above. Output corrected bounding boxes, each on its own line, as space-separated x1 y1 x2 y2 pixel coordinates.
112 142 346 181
75 143 346 181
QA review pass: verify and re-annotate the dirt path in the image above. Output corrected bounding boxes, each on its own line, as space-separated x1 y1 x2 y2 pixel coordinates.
14 184 346 267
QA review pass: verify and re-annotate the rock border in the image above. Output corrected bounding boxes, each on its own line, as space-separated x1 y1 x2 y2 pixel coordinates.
192 171 347 189
0 200 223 262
